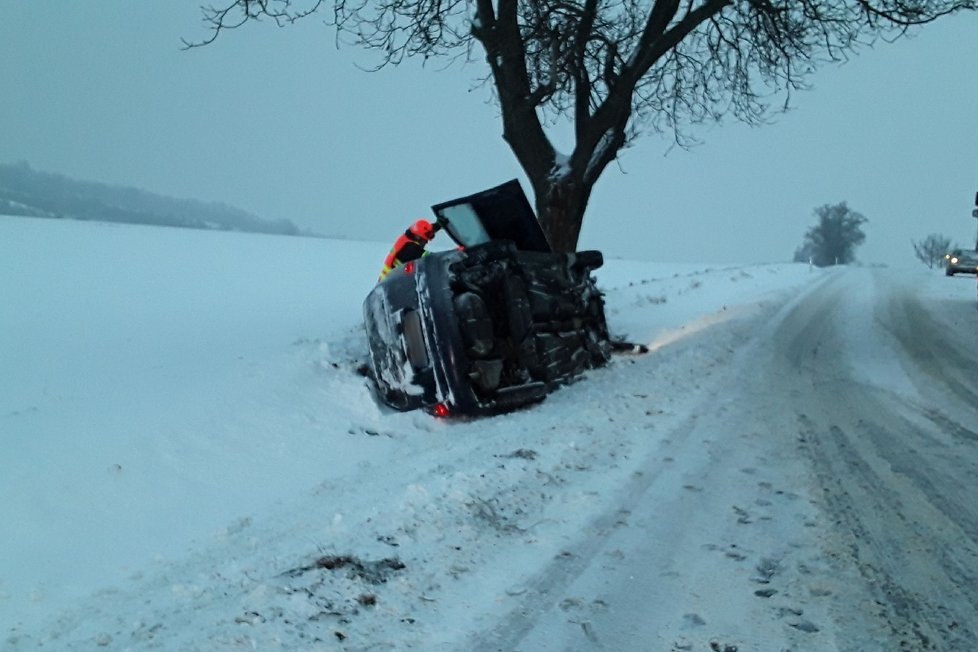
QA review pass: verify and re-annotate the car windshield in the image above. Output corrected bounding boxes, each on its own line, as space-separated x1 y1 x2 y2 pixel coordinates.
436 202 492 248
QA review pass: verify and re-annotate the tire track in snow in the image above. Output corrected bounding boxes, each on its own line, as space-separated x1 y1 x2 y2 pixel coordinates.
783 270 978 650
465 278 837 652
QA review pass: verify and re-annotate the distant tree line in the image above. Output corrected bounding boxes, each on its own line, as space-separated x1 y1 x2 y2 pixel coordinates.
0 161 308 236
794 202 867 267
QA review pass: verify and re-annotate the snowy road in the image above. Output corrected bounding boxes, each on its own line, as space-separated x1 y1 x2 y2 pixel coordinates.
776 270 978 650
469 269 978 651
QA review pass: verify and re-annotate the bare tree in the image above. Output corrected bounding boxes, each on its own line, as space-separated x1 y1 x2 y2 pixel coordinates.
186 0 976 252
793 201 866 266
912 233 952 268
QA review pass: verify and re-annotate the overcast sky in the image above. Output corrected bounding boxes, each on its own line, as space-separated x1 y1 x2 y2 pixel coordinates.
3 1 977 265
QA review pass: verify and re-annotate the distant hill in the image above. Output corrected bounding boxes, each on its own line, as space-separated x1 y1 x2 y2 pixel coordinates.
0 161 311 237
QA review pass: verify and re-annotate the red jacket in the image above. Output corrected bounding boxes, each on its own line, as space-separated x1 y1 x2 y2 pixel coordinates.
379 219 438 280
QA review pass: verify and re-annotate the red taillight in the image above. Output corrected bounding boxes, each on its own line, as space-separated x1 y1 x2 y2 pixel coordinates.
432 403 451 418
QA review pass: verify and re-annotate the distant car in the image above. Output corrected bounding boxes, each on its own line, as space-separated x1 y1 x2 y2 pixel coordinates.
362 180 611 417
945 248 978 276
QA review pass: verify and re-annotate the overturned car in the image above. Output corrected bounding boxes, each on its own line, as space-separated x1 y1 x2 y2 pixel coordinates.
363 180 612 417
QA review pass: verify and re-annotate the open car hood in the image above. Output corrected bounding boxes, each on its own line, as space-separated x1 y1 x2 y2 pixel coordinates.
430 179 552 253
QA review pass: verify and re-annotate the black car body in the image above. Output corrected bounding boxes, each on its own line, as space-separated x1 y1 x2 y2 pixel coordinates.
363 180 611 417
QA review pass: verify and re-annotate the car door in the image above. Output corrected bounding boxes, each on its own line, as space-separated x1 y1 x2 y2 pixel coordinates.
430 179 552 253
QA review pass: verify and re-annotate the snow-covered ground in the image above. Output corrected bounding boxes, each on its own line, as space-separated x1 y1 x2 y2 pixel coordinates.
2 216 974 651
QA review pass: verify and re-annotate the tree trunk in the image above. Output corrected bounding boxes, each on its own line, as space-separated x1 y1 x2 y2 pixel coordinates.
532 175 593 254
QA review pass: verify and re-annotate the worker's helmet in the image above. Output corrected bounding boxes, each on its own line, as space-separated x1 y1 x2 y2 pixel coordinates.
409 219 436 241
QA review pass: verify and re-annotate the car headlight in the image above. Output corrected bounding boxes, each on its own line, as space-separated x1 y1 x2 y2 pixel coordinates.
951 257 959 264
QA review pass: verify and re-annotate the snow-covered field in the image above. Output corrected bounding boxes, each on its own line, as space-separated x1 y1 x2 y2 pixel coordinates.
2 216 973 651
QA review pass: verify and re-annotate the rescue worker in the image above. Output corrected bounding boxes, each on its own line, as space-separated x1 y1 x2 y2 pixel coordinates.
378 218 440 281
